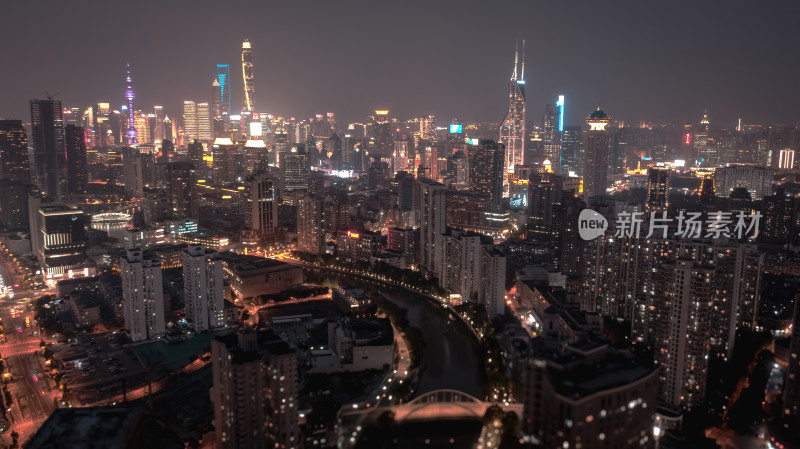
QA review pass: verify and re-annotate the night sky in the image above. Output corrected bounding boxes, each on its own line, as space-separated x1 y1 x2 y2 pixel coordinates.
1 0 799 128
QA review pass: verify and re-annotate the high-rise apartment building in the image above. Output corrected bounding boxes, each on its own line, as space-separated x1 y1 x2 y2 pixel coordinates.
297 194 324 255
121 249 165 342
583 109 611 200
655 258 712 410
31 98 66 199
417 179 447 278
0 120 31 183
182 245 225 331
64 125 88 195
211 329 300 449
499 41 526 191
167 162 194 219
483 247 506 317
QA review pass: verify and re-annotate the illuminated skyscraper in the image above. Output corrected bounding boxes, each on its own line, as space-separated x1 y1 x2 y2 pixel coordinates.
197 102 213 141
583 109 611 200
183 101 198 142
214 63 230 118
121 249 165 343
124 64 138 145
646 167 670 212
30 98 66 199
499 40 526 193
241 40 255 112
182 245 225 331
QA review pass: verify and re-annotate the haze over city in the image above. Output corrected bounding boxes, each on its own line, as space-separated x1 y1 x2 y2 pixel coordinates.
2 0 800 126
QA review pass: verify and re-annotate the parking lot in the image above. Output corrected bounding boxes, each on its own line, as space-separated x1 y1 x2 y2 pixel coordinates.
54 333 146 403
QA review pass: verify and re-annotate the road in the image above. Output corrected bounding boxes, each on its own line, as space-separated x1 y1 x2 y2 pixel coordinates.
0 247 57 445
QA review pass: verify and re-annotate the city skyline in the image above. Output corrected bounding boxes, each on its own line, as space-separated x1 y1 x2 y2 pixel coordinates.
2 1 800 127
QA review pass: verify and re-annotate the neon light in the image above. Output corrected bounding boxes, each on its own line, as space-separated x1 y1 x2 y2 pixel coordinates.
449 124 462 133
348 231 360 239
556 95 565 132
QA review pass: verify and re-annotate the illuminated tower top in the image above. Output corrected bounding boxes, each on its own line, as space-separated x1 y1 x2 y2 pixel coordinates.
586 108 610 131
499 39 527 193
125 63 138 145
241 40 254 112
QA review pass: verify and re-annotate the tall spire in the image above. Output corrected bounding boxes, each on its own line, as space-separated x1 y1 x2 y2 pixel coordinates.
513 40 519 80
520 39 525 82
124 62 138 145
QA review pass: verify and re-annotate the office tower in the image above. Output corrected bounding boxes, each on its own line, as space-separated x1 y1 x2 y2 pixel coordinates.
282 145 308 196
583 109 611 199
694 112 710 164
297 194 324 255
655 258 712 410
167 162 194 218
212 330 300 449
0 120 31 183
241 40 255 112
122 147 144 198
483 247 506 317
197 102 212 142
448 150 469 186
182 245 224 331
214 63 230 119
543 103 560 169
30 98 66 199
557 194 586 275
646 167 670 211
713 165 773 199
561 126 583 175
246 173 278 236
784 293 800 424
778 149 796 170
121 249 165 342
160 138 175 164
242 139 268 174
417 179 447 277
37 205 89 281
134 114 151 144
64 125 88 195
212 139 238 184
393 139 411 173
555 95 565 169
124 64 138 145
371 110 393 156
183 101 198 142
522 343 659 449
526 171 563 241
274 130 289 166
499 40 526 190
468 139 505 212
163 116 174 141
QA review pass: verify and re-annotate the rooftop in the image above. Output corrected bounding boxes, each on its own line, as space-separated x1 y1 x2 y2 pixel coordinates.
26 405 144 449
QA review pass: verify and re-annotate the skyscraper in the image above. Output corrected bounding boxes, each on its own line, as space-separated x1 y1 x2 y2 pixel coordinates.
543 103 560 170
214 63 230 119
0 120 31 184
197 102 213 142
417 179 447 278
121 249 166 342
37 205 89 281
583 109 611 200
183 101 198 142
64 125 88 195
297 194 324 255
646 167 670 212
124 64 138 145
211 329 300 449
167 162 194 218
30 98 66 199
241 40 255 112
246 173 278 237
499 40 526 193
468 139 505 212
182 245 225 331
